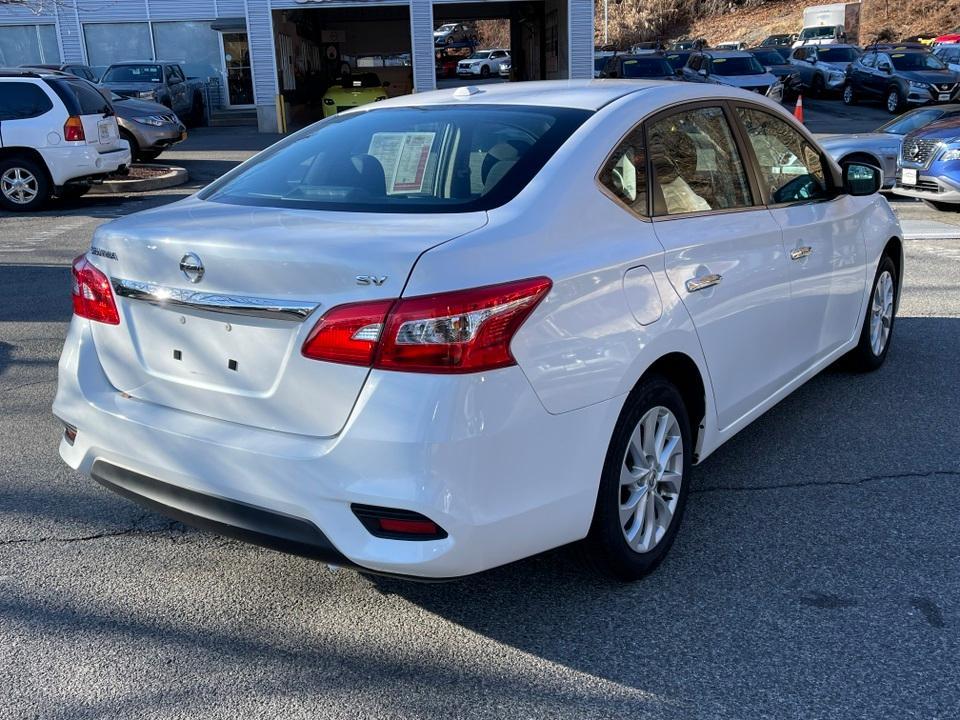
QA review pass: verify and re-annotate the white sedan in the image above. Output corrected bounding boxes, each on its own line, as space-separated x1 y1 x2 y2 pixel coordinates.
55 81 902 581
457 49 510 77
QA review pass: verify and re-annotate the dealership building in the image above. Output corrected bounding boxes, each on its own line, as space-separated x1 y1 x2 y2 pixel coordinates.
0 0 594 132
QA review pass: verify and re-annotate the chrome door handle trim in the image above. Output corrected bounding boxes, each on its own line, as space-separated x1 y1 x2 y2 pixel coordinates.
790 246 813 261
685 273 722 293
111 277 320 322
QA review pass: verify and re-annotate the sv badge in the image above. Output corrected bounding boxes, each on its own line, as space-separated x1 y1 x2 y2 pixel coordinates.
356 275 388 286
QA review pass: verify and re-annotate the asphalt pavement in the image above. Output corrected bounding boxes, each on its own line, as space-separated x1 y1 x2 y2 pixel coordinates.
1 99 959 720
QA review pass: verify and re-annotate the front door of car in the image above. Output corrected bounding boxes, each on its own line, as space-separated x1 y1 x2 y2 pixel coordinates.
165 65 186 114
872 54 894 97
734 104 867 363
647 104 797 430
850 52 876 96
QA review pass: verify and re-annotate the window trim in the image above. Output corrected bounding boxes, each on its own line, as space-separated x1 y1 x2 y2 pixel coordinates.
643 99 765 220
729 99 842 209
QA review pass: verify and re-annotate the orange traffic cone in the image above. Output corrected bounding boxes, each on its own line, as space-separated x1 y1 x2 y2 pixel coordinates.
793 95 804 123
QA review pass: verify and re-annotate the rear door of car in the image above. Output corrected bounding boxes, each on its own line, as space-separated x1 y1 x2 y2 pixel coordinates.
849 51 876 96
645 101 799 430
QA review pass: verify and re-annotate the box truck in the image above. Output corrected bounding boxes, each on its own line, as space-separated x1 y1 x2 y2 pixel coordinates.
793 3 861 47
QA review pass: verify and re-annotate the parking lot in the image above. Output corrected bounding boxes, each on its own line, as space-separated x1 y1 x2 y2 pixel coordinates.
1 96 959 719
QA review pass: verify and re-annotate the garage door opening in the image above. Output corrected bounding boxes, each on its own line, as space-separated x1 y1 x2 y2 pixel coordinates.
273 7 413 129
434 1 551 88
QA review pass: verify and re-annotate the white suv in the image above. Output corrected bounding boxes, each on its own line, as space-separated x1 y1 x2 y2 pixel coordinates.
0 69 130 211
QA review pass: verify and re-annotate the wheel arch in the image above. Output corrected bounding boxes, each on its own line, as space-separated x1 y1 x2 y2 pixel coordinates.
630 351 708 462
0 146 51 180
882 235 904 312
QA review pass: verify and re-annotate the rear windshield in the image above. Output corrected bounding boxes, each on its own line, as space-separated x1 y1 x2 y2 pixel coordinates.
710 56 765 75
818 47 859 63
750 50 787 66
202 105 592 213
45 78 112 116
102 64 162 83
890 53 946 71
621 58 673 77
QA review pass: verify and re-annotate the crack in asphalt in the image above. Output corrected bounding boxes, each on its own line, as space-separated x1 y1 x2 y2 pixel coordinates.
0 514 186 546
694 469 960 494
0 379 56 393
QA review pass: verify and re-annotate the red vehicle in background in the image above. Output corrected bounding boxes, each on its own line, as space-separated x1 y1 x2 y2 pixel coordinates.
436 50 468 78
934 30 960 46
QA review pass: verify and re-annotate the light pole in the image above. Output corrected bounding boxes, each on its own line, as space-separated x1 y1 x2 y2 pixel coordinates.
604 0 609 45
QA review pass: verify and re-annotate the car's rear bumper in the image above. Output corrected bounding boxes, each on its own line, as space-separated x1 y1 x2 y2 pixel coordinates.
53 317 620 579
40 143 132 186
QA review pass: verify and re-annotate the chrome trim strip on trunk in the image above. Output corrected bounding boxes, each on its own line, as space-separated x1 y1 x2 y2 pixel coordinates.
111 278 320 322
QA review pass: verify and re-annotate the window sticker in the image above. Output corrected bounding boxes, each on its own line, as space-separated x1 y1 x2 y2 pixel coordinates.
624 59 638 65
713 58 727 63
368 132 436 194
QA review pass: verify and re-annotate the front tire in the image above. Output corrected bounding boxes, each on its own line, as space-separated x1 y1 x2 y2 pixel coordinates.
480 65 491 78
847 255 897 371
0 156 50 212
811 74 826 97
842 83 857 105
587 375 692 581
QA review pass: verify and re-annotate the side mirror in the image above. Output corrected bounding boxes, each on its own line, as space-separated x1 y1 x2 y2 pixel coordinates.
842 161 882 196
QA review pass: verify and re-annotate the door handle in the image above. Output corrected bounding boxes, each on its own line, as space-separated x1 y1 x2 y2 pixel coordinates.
685 273 722 293
790 246 813 261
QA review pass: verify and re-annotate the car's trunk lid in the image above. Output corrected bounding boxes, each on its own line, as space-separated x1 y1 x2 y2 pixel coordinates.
88 199 487 437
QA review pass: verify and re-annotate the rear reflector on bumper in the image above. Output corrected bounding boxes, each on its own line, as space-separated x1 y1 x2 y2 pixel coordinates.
352 504 448 540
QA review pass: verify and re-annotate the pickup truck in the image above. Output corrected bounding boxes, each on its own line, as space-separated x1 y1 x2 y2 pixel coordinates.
99 62 206 126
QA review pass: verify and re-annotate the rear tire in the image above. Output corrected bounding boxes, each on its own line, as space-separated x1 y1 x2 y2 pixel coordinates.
587 375 692 581
842 83 857 105
0 155 50 212
846 255 897 372
480 65 491 78
120 129 140 161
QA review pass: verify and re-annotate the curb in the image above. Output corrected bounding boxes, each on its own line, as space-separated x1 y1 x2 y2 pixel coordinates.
91 164 189 195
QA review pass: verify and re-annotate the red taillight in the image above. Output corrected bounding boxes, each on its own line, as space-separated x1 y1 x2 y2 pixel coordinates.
71 255 119 325
301 277 551 373
64 116 85 142
377 518 440 535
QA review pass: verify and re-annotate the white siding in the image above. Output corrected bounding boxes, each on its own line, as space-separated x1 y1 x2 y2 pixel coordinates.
56 3 85 63
78 0 148 22
216 0 247 16
409 0 434 92
0 5 55 23
245 0 278 106
149 0 218 21
567 0 592 79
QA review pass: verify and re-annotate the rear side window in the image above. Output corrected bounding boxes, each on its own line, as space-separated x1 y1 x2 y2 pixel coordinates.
648 106 753 215
0 82 53 120
202 105 592 213
599 126 648 216
45 78 111 116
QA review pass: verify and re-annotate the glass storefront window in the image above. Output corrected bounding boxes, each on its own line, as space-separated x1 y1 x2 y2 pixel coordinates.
0 25 45 66
152 21 222 82
83 22 152 67
38 25 60 64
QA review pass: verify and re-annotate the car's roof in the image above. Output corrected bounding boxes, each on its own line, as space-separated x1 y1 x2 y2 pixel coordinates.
799 43 859 50
699 50 753 58
371 79 777 112
105 60 162 66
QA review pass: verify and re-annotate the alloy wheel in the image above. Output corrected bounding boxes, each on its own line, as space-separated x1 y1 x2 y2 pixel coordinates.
619 406 684 553
843 85 854 104
886 90 899 113
1 167 39 205
870 270 894 356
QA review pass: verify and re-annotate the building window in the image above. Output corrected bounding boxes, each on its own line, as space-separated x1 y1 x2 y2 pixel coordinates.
83 22 152 67
0 25 60 66
152 22 223 84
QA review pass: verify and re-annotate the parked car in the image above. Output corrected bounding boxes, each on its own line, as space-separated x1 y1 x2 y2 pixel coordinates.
843 47 960 113
714 41 748 51
0 68 130 211
903 34 938 47
934 44 960 73
683 50 779 95
748 47 801 97
321 73 389 117
53 81 900 582
21 67 187 162
761 34 796 47
433 23 476 46
670 38 707 51
789 43 860 96
663 50 692 72
600 54 677 80
594 52 615 78
893 115 960 210
933 30 960 47
435 52 463 79
20 63 98 82
630 41 663 55
99 62 205 126
457 49 510 78
818 104 960 189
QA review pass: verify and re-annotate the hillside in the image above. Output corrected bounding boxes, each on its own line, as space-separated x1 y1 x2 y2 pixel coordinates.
596 0 960 49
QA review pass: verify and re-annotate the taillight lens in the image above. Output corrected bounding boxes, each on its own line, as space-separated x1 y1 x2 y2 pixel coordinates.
64 116 85 142
71 255 119 325
301 277 551 373
301 299 394 366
